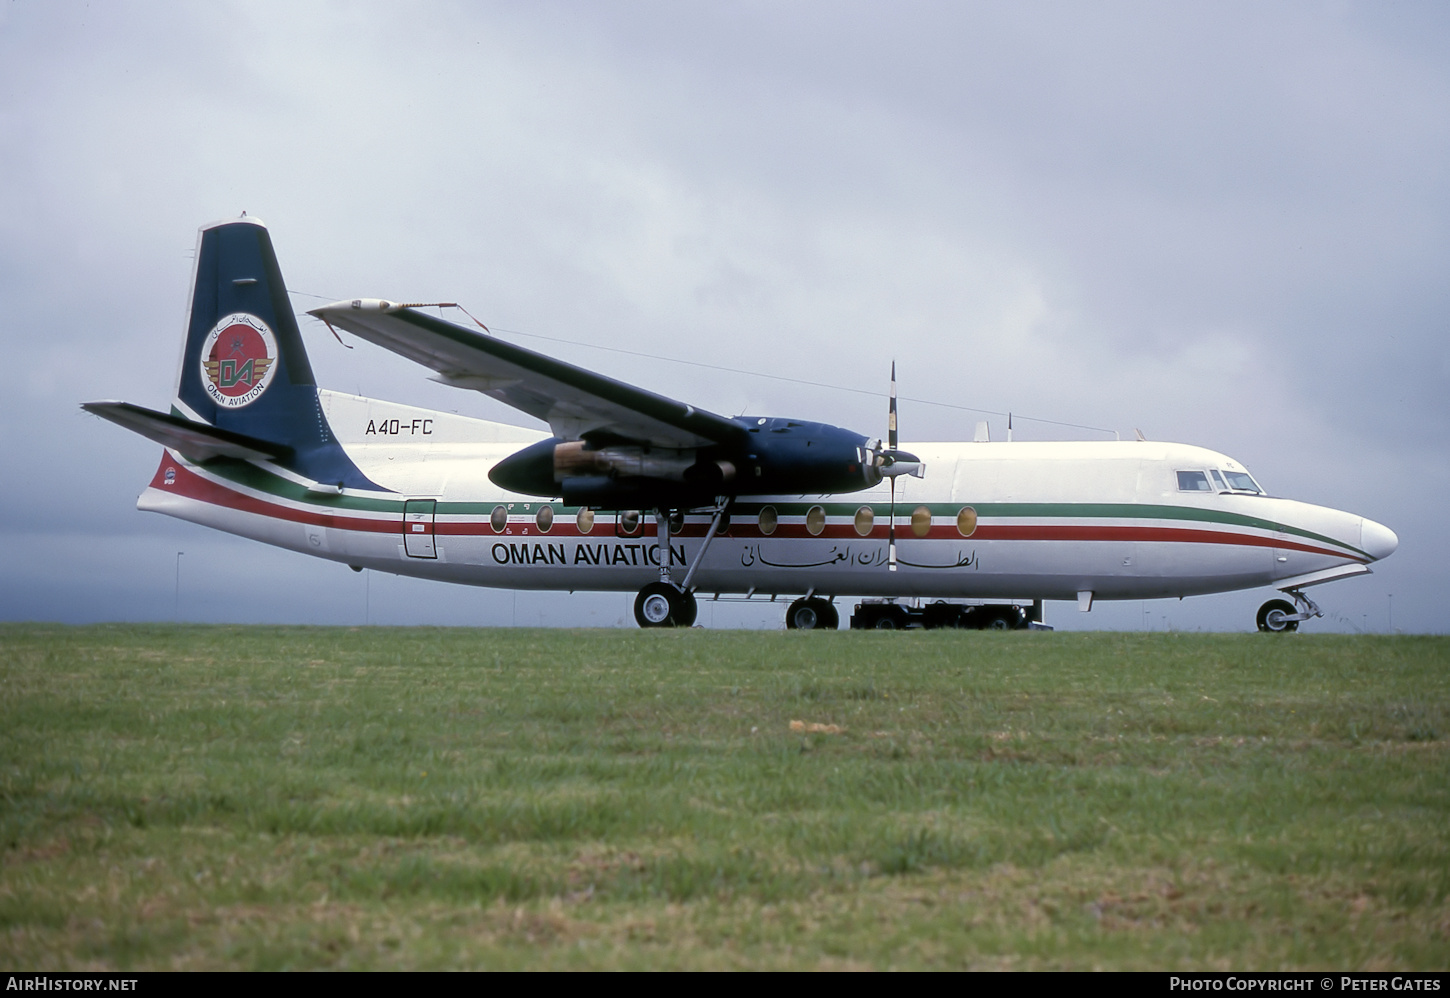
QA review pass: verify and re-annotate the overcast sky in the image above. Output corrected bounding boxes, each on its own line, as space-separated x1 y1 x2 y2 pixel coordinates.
2 0 1445 632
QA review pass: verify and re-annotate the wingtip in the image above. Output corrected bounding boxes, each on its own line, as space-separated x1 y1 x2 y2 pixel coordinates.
307 298 407 318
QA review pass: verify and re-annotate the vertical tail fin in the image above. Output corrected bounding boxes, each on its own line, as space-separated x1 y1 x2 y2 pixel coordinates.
174 217 378 490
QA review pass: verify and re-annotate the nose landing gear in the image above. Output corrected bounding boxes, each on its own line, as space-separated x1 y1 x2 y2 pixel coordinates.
1256 599 1299 633
1256 589 1322 633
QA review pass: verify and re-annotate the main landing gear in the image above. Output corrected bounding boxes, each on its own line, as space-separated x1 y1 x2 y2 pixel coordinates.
632 502 728 628
1256 589 1322 633
634 582 698 627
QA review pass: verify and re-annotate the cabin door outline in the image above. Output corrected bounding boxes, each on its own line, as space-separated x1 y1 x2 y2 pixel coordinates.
403 499 438 559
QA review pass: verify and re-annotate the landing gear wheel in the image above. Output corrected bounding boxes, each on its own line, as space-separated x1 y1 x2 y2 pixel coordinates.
786 598 817 630
1256 599 1299 633
984 607 1023 630
677 588 698 627
786 597 838 630
634 583 692 628
818 601 839 631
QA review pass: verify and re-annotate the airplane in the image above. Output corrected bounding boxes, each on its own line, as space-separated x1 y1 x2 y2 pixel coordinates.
83 217 1398 632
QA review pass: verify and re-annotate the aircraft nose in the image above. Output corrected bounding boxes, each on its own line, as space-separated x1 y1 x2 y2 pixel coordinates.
1360 517 1399 562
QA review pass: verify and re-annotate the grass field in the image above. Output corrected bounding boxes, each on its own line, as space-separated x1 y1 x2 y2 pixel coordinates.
1 624 1447 970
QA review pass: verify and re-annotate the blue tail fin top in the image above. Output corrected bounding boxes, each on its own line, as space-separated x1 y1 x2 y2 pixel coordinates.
175 218 381 490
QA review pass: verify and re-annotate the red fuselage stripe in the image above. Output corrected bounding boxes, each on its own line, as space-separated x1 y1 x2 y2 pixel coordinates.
153 458 398 534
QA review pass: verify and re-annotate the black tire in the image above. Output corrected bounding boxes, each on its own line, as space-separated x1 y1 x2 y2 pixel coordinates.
786 597 838 631
677 588 698 627
634 582 688 628
817 601 840 631
873 615 898 630
984 607 1023 631
1256 599 1299 633
785 597 814 630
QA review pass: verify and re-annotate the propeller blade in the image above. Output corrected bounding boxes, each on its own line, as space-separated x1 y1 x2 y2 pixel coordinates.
871 360 924 480
888 475 897 572
888 361 898 452
888 361 899 571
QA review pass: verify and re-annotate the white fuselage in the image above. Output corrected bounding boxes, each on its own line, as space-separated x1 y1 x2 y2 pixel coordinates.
137 391 1386 604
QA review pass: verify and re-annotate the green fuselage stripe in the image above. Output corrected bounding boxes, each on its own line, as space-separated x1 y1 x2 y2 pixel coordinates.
193 458 1364 559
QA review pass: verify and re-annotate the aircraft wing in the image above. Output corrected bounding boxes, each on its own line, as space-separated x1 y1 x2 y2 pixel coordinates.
309 301 745 448
81 401 293 463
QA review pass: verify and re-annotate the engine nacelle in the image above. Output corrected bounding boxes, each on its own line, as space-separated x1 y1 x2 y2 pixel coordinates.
738 418 879 495
487 418 900 509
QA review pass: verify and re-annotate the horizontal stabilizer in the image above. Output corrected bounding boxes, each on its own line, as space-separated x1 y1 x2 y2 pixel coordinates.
82 401 293 464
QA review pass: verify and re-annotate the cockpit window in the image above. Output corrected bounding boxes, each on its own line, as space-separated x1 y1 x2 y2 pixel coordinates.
1177 470 1211 492
1222 471 1263 494
1210 469 1228 490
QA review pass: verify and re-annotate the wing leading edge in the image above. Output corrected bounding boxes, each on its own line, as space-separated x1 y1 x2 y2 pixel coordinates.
309 301 745 449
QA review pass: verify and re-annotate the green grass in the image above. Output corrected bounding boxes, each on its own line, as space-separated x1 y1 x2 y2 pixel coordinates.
1 624 1447 969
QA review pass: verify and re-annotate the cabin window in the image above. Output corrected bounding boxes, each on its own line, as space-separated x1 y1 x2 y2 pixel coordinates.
535 505 554 533
1176 471 1211 492
490 505 507 532
618 510 641 535
1223 471 1263 494
854 506 874 536
806 505 826 536
957 506 978 537
758 506 778 536
1210 469 1228 491
576 508 594 534
911 505 932 537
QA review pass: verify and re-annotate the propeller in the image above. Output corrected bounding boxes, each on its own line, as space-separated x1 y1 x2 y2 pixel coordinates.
889 362 898 572
872 361 925 572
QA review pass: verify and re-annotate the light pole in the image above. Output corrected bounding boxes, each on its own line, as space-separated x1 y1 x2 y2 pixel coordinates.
174 551 184 620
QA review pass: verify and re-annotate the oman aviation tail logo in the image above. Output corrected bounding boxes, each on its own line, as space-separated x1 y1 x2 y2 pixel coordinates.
201 314 278 408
